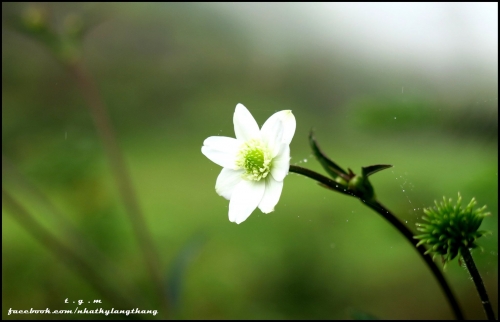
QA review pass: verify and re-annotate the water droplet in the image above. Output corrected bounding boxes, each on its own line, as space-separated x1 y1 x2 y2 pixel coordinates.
394 117 397 119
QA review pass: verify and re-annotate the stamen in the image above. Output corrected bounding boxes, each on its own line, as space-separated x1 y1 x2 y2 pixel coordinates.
236 139 272 181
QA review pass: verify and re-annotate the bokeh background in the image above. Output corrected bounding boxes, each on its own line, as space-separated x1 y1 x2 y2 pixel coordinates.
2 3 498 320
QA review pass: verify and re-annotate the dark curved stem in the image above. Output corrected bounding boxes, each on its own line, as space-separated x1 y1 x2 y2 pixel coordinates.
290 165 353 196
289 165 464 320
461 247 496 320
366 200 464 320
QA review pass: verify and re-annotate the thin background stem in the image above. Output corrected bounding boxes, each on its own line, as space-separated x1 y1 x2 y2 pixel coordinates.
461 247 496 320
2 189 137 310
9 6 168 315
290 165 464 320
2 155 146 308
67 61 168 315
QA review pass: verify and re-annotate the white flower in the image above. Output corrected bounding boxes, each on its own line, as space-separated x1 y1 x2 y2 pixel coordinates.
201 103 296 224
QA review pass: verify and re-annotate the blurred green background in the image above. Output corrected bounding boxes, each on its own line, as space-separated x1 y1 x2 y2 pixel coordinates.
2 3 497 320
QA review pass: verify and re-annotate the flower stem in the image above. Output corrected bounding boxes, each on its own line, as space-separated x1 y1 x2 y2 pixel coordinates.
289 165 464 320
365 199 464 320
461 247 496 320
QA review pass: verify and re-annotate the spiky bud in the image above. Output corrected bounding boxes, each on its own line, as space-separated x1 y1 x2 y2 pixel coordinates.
414 193 490 264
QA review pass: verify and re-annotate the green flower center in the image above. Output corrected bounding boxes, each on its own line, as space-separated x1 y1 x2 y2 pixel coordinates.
236 139 272 181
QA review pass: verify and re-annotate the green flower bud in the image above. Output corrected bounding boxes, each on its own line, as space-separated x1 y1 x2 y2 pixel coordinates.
414 193 490 264
348 174 375 201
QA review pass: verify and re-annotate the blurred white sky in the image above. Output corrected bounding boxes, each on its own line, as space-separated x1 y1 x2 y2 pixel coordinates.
214 3 498 78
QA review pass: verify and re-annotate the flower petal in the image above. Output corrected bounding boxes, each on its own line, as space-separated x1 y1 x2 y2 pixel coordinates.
229 179 265 224
262 110 296 145
215 168 243 200
203 136 242 151
202 136 241 169
271 144 290 182
261 117 284 157
233 103 260 141
258 176 284 213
